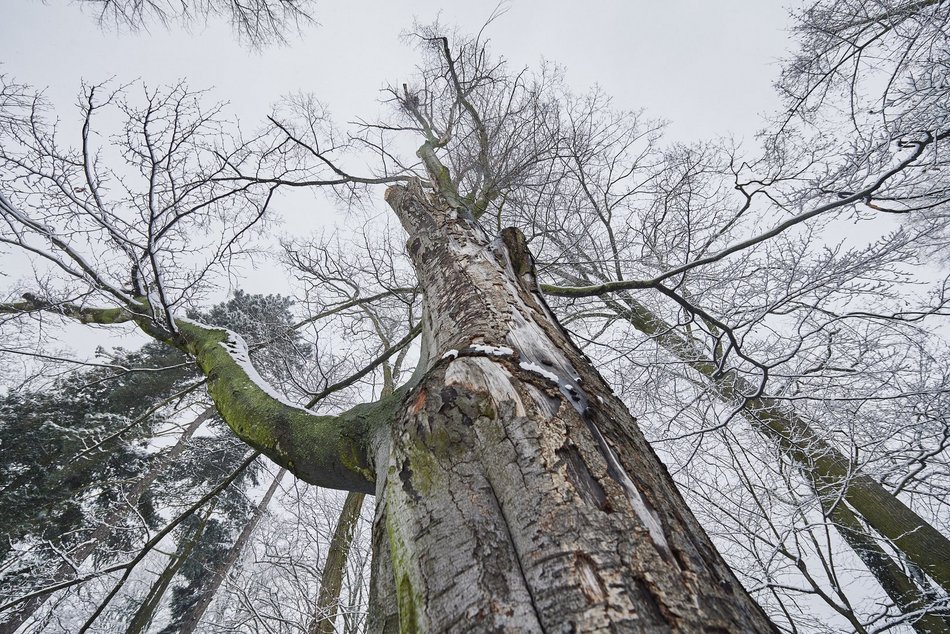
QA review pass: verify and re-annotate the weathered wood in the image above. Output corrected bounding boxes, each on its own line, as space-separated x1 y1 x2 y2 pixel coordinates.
369 180 776 632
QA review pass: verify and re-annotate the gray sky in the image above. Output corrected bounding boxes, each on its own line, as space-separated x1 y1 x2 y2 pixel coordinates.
0 0 798 358
3 1 796 141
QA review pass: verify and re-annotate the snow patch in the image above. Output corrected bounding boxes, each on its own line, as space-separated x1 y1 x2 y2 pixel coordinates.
519 361 560 384
441 349 459 360
178 316 312 413
469 343 514 357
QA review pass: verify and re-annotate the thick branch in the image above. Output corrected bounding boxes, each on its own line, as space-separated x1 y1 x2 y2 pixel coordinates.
4 296 398 494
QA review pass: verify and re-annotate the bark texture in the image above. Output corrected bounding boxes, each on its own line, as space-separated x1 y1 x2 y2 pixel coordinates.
369 180 777 632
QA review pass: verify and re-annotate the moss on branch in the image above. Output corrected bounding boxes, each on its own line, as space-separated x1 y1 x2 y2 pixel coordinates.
1 294 135 325
4 295 399 494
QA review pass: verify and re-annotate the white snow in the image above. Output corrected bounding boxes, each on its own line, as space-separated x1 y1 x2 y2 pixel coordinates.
469 343 514 357
178 316 313 413
441 349 459 360
519 361 560 384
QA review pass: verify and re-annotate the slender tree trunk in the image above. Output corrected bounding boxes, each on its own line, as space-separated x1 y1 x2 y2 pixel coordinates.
0 406 215 634
309 492 366 634
827 503 950 633
367 181 777 632
125 501 216 634
174 467 284 634
603 292 950 602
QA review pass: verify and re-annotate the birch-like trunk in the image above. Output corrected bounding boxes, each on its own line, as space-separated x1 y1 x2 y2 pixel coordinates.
367 181 776 632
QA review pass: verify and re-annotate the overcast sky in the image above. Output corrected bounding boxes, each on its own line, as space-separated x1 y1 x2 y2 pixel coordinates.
0 0 800 359
4 1 797 140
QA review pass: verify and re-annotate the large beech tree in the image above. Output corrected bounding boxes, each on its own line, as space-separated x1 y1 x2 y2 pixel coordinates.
2 1 950 630
0 125 776 633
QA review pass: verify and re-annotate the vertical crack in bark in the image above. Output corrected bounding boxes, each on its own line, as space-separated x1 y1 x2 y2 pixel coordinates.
632 577 670 627
557 444 611 512
445 335 679 568
491 252 679 566
582 410 677 567
506 308 678 566
482 475 549 634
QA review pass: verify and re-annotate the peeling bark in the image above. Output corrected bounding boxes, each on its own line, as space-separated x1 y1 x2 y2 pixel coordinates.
370 180 776 632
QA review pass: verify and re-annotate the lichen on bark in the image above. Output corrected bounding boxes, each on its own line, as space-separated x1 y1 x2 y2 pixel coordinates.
371 176 778 632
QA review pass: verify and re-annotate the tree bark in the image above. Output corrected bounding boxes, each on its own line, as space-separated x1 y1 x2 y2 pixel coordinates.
309 491 366 634
368 180 777 632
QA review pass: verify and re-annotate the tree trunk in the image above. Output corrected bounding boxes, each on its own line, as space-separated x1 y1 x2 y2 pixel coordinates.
601 292 950 604
368 180 776 632
0 406 215 634
125 500 216 634
309 491 366 634
827 502 950 633
174 467 285 634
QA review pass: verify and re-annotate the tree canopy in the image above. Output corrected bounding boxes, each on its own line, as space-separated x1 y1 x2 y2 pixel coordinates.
1 1 949 632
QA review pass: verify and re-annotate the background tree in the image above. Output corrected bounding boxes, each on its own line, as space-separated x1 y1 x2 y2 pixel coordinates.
71 0 315 45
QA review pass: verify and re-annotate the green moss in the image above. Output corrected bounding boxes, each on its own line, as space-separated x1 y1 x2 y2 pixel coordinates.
174 319 382 493
404 448 439 496
386 510 423 634
77 306 130 324
397 575 419 634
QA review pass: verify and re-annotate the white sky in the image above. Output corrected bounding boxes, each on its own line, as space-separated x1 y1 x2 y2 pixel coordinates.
0 8 935 628
0 0 800 358
3 1 797 141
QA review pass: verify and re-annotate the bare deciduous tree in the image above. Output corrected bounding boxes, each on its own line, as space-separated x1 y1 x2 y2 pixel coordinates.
2 1 950 631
